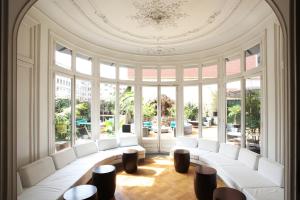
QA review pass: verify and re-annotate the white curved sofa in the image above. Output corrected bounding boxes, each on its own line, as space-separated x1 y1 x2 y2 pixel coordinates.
170 137 284 200
17 136 145 200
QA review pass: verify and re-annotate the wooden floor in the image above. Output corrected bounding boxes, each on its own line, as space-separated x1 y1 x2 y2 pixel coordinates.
113 156 225 200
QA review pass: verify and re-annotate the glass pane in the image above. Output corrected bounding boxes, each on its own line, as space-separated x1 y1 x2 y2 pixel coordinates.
142 69 157 82
226 81 241 146
54 75 72 151
100 83 116 137
202 64 218 79
119 67 135 81
100 64 116 79
184 67 198 81
226 58 241 76
55 43 72 69
75 80 92 144
76 54 92 75
184 86 199 138
142 86 158 139
246 76 261 154
202 84 218 141
119 85 135 137
161 87 176 139
161 68 176 82
246 44 261 71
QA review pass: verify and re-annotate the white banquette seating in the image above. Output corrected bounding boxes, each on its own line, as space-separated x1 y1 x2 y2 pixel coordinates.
170 136 284 200
17 136 145 200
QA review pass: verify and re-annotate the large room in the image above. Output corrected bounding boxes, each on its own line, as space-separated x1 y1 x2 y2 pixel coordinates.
2 0 296 199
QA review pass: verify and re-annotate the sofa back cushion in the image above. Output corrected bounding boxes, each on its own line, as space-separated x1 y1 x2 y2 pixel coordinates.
176 136 198 148
73 141 98 158
18 156 56 188
17 172 23 195
119 136 138 147
198 139 219 152
98 138 118 150
238 148 260 170
51 148 77 169
219 143 240 160
258 157 284 187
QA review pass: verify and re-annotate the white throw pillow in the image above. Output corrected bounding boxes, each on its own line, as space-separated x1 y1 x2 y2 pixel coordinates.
73 141 98 158
238 148 260 170
198 139 219 152
258 157 284 187
18 156 56 187
119 136 138 147
176 136 198 148
219 143 240 160
98 138 118 150
51 148 77 169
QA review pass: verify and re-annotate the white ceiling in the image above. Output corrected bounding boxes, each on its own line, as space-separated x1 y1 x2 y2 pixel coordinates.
35 0 273 56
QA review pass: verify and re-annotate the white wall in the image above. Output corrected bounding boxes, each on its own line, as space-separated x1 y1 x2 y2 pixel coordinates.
16 8 285 166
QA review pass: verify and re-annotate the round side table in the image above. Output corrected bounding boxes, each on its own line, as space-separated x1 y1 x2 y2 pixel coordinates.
63 184 97 200
194 165 217 200
174 149 190 173
122 149 138 173
92 165 116 200
213 187 246 200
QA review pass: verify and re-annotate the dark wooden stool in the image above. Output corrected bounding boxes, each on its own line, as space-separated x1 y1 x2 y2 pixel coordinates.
122 149 138 173
194 165 217 200
174 149 190 173
63 184 97 200
213 187 246 200
92 165 116 200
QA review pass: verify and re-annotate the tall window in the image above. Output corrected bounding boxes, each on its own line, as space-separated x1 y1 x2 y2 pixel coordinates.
100 63 116 79
54 75 72 151
76 54 92 75
202 64 218 79
119 85 135 136
161 68 176 82
142 68 158 82
75 79 92 144
160 87 176 139
184 86 199 137
55 43 72 70
226 81 242 146
119 66 135 81
100 83 116 138
202 84 218 141
142 86 158 139
226 57 241 76
184 67 198 81
245 44 261 71
245 76 261 153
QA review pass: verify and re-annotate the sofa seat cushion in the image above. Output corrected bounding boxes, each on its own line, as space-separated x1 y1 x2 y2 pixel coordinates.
201 153 239 167
176 137 198 148
198 139 219 152
73 141 98 158
222 166 278 190
258 157 284 187
243 187 284 200
170 147 210 161
98 138 118 151
19 156 56 188
51 148 77 169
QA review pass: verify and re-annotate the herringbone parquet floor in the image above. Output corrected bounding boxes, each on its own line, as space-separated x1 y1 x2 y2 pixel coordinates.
113 156 225 200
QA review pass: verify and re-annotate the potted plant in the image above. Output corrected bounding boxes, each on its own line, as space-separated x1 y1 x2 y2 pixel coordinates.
55 114 69 140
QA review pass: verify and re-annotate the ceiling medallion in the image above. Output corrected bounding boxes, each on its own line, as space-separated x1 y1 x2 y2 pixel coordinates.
140 46 176 56
131 0 188 29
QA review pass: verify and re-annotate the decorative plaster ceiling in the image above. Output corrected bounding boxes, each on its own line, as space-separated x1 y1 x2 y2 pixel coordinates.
34 0 273 56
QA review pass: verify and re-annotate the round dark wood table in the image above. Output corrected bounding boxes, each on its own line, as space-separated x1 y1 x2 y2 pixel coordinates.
213 187 246 200
63 184 97 200
92 165 116 200
174 149 190 173
122 149 138 173
194 165 217 200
